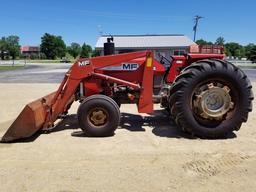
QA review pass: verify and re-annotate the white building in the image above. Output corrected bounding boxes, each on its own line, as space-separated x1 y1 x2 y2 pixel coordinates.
95 34 196 60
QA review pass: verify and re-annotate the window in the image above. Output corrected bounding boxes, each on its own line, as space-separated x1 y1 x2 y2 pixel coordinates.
173 50 186 56
118 50 134 54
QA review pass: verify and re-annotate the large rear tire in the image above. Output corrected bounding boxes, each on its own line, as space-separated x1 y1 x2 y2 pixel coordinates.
169 59 253 138
77 95 120 137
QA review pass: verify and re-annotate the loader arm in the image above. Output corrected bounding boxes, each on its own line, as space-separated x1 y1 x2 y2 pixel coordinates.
1 51 153 142
48 51 153 125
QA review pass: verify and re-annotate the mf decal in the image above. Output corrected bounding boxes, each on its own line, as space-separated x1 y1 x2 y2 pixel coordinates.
122 63 139 70
79 60 90 67
102 63 139 71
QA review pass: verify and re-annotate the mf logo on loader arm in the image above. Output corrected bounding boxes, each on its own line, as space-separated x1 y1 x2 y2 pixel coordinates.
102 63 139 71
78 60 90 67
122 63 139 70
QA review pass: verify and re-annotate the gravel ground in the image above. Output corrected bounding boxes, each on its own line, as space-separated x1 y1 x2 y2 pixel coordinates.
0 83 255 192
0 63 70 83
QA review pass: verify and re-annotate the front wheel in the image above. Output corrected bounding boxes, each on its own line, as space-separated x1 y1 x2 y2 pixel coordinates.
169 59 253 138
77 95 120 137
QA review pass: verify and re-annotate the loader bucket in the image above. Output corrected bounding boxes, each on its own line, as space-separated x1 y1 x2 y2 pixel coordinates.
1 92 56 142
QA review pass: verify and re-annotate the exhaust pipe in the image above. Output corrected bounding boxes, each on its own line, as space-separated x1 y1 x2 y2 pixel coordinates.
104 36 115 55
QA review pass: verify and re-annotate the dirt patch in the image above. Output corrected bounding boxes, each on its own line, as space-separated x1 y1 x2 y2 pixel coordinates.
0 143 13 148
0 83 255 192
183 153 252 177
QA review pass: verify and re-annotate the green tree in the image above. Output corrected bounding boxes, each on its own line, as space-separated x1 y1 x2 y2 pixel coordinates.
0 37 7 60
40 33 66 59
196 39 213 45
91 49 101 57
215 37 225 45
245 44 255 59
236 46 245 58
55 36 66 58
250 46 256 62
5 35 20 60
80 43 92 58
67 43 81 59
225 42 244 58
245 44 256 62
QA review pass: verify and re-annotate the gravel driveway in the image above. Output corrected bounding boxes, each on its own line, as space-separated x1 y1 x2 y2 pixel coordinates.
0 82 255 192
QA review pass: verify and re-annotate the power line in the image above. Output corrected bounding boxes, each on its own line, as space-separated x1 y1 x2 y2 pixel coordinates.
193 15 203 42
97 25 103 36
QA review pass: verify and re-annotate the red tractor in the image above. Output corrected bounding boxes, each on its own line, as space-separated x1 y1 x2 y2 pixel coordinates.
1 39 253 142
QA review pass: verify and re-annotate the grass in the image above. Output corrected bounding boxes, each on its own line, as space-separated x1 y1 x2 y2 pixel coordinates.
0 65 24 71
236 64 256 69
26 59 75 64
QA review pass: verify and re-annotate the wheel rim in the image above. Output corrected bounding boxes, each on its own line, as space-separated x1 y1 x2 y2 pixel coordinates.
87 107 109 128
193 82 234 121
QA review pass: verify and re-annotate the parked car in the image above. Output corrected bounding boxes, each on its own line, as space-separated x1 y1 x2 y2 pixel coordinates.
60 57 71 63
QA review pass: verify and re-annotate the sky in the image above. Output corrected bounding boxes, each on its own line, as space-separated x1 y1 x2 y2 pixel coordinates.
0 0 255 47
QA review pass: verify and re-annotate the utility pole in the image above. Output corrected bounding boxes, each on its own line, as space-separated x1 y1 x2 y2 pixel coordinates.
97 25 103 36
193 15 203 42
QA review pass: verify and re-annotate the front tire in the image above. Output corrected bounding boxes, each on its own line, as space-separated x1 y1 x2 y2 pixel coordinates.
77 95 120 137
169 59 253 138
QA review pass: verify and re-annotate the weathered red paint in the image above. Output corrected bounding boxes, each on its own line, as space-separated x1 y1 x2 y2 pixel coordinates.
1 51 154 142
1 46 226 142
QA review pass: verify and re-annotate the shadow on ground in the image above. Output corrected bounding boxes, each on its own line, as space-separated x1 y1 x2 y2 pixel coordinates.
120 110 194 139
70 109 192 139
1 110 236 143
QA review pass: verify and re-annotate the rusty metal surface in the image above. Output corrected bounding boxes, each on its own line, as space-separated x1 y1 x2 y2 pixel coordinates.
1 51 155 142
1 92 56 142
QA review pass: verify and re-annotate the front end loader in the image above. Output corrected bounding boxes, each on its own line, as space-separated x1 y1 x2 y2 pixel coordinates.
1 51 155 141
1 43 253 142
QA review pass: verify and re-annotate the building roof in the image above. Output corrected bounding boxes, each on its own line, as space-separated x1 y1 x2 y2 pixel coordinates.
95 34 196 49
21 46 40 52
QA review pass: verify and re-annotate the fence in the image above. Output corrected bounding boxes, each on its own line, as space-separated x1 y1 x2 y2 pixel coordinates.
226 59 253 65
0 60 26 66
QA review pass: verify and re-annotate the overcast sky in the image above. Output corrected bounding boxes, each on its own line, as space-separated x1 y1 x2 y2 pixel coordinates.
0 0 255 46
